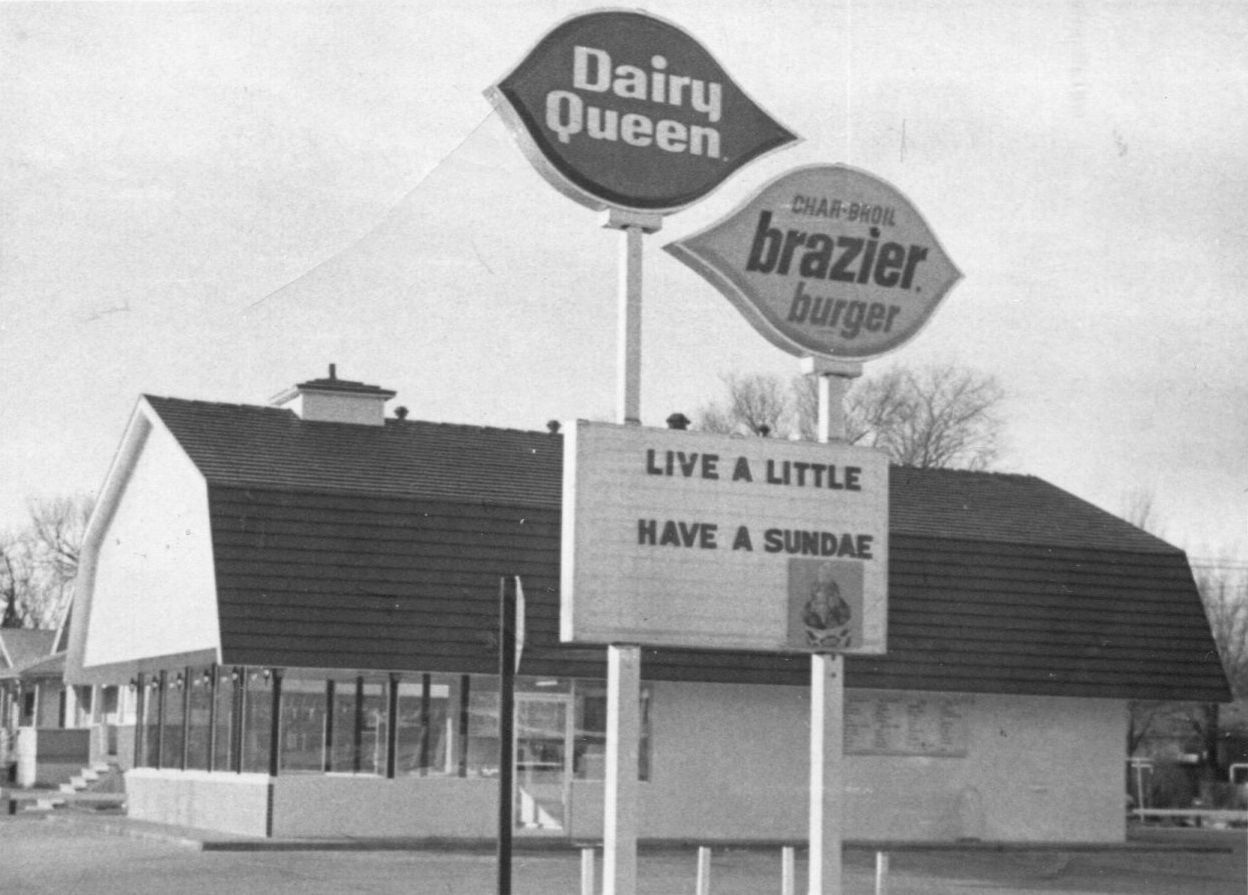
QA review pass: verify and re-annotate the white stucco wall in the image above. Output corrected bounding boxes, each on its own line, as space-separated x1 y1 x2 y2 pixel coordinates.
272 776 499 839
570 682 1126 843
115 681 1126 843
83 418 220 668
126 769 270 837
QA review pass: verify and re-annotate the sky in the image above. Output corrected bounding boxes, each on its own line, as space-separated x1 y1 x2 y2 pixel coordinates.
2 1 1246 571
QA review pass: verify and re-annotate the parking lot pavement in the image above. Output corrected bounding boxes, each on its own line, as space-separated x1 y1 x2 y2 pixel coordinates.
1 813 1245 895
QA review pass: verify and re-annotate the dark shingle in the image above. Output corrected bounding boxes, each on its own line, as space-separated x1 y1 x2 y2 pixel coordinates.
143 396 1228 701
145 396 563 509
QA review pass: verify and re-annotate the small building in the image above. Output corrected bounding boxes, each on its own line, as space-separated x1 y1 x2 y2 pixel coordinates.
2 629 132 785
1 629 59 736
63 371 1229 840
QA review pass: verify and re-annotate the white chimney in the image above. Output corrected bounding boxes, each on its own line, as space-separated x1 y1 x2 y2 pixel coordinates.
271 364 397 426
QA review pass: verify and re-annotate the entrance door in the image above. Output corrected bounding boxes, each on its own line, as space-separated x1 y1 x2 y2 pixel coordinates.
514 694 571 833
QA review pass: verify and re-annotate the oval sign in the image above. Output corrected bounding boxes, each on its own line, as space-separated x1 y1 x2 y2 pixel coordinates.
485 10 798 214
664 165 962 360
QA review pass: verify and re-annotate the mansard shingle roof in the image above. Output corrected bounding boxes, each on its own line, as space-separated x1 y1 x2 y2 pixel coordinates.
142 395 1229 701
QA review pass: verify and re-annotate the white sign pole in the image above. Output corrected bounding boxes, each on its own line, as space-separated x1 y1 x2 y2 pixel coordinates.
605 210 662 426
809 654 845 895
804 355 862 895
602 209 659 895
603 643 641 895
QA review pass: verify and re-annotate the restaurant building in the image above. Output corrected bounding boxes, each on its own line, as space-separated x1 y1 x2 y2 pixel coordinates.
61 370 1229 840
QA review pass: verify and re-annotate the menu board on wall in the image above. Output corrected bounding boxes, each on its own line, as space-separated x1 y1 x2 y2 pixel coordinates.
845 692 970 757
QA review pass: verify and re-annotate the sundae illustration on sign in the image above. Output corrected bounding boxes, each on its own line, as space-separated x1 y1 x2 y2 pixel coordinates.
485 9 798 213
665 164 962 360
788 559 863 652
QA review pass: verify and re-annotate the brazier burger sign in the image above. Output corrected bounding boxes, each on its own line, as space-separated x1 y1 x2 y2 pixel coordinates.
666 164 962 360
486 9 797 213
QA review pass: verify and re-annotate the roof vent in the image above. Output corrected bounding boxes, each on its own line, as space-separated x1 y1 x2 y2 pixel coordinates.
270 365 396 426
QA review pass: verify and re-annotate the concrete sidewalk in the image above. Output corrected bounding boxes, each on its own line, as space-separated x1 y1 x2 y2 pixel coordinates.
2 811 1244 895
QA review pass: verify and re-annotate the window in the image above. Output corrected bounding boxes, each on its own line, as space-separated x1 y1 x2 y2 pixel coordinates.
161 672 186 769
73 685 94 727
240 669 272 773
140 677 160 768
101 685 120 722
573 682 651 782
213 669 236 772
185 668 213 771
327 675 386 774
394 675 454 776
280 676 328 773
465 676 500 777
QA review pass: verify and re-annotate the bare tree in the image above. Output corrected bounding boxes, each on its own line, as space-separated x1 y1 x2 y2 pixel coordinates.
1121 486 1165 539
696 372 791 437
1122 491 1245 781
699 363 1006 470
1195 561 1248 698
0 494 93 630
855 365 1004 469
0 536 34 628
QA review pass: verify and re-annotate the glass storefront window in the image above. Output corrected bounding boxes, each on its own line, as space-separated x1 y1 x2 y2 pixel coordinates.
394 675 453 776
214 669 236 772
281 676 328 773
125 669 653 782
465 676 500 777
161 672 186 769
241 669 272 773
140 676 159 768
573 682 651 782
573 685 606 780
186 668 213 771
327 675 386 775
364 679 385 775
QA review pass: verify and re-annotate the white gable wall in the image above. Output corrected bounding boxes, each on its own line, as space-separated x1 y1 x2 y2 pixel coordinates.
81 411 220 669
569 682 1125 843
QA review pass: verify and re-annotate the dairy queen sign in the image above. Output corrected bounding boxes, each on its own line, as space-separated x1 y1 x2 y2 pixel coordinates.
485 9 798 213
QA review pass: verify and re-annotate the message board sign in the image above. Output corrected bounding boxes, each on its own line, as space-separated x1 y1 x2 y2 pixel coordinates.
485 9 798 213
561 421 888 654
665 164 961 360
844 693 970 757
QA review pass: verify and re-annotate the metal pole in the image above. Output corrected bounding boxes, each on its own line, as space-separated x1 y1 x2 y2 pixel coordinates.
581 847 596 895
809 654 845 895
604 210 662 426
781 846 796 895
603 644 641 895
802 356 861 895
875 851 890 895
801 356 863 444
696 846 712 895
206 667 219 773
498 576 517 895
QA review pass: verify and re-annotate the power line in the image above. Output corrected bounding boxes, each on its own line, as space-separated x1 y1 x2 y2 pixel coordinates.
243 108 496 314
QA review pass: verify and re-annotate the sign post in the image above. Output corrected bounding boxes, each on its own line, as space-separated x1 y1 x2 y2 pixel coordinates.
806 356 859 895
489 13 798 895
658 163 960 892
605 210 662 425
497 577 517 895
810 654 844 895
603 644 641 895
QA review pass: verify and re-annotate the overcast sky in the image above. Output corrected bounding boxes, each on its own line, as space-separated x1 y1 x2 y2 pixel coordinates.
2 1 1246 569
